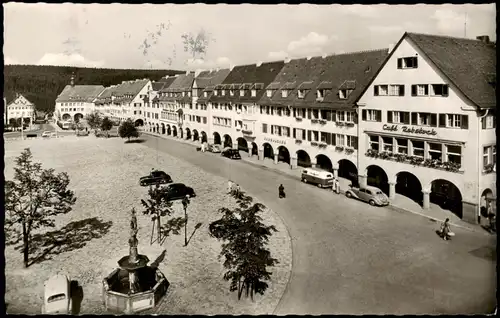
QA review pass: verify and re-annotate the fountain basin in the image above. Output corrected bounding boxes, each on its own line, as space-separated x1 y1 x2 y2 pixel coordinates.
102 267 169 314
117 254 150 271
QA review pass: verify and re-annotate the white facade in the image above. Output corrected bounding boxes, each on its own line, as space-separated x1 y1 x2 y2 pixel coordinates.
356 37 496 222
5 94 36 125
55 100 96 122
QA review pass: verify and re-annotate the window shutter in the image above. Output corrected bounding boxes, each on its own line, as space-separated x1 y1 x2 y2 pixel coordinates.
293 108 296 117
461 115 469 129
326 111 331 121
362 109 366 121
293 128 296 138
481 117 487 129
443 85 449 97
307 130 311 141
374 86 379 96
302 129 306 139
307 109 312 119
353 136 358 149
411 85 417 96
332 111 337 122
411 113 418 125
397 58 402 69
387 111 393 123
438 114 446 127
376 110 382 122
286 127 291 137
332 133 336 146
430 113 437 127
403 112 410 124
493 116 496 128
326 133 331 145
399 85 405 96
414 57 418 68
270 125 274 134
424 85 429 95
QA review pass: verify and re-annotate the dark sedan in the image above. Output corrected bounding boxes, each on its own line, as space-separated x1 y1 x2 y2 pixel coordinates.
163 183 196 201
221 149 241 160
139 170 173 186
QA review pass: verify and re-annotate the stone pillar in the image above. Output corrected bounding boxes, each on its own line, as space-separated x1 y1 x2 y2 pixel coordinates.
208 137 214 145
290 157 298 169
333 168 338 179
422 189 430 210
233 143 238 150
462 201 479 224
388 182 396 200
358 174 368 188
274 154 278 164
248 150 252 157
258 150 264 161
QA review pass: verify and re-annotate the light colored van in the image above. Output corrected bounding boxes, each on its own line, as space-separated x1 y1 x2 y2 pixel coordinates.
301 168 334 188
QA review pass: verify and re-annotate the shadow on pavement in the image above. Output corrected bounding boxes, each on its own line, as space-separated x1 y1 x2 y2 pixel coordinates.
70 280 84 315
125 139 146 144
11 217 113 267
186 222 203 246
469 245 497 262
150 250 166 269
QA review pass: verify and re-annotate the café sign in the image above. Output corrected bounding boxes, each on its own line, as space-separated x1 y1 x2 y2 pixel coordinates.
382 124 437 136
264 137 286 145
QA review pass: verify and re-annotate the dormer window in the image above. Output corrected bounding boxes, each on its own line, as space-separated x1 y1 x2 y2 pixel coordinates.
188 91 191 97
222 90 226 96
397 56 418 69
317 89 324 99
251 89 256 97
266 89 273 97
204 91 208 97
298 90 305 99
182 92 186 97
339 89 353 99
230 89 234 96
281 90 288 98
240 89 244 96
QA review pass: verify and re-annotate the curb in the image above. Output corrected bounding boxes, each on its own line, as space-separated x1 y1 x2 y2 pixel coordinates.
142 131 487 235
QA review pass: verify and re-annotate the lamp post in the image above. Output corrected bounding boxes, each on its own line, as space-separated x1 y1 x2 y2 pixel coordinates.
21 112 24 140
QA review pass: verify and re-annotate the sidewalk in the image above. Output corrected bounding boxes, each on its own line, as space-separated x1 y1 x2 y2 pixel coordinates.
141 131 488 234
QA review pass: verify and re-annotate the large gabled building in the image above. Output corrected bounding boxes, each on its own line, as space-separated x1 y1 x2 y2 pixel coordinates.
356 32 496 223
4 93 36 127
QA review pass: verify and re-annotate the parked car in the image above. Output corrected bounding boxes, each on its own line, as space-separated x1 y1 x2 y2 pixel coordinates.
163 183 196 201
42 274 72 314
42 131 52 138
301 167 334 188
221 149 241 160
345 185 389 206
76 130 89 137
139 170 173 186
207 144 222 153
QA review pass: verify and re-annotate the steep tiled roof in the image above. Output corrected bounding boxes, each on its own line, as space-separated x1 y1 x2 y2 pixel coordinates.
406 32 496 109
195 69 231 103
56 85 105 103
157 76 177 93
258 50 389 109
209 61 285 104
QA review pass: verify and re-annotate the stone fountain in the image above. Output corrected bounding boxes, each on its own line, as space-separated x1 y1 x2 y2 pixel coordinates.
102 208 168 314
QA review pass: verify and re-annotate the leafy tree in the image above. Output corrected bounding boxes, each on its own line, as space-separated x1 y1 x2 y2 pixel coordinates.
86 111 102 133
100 117 113 138
209 196 278 301
118 118 140 142
141 185 186 245
4 148 77 267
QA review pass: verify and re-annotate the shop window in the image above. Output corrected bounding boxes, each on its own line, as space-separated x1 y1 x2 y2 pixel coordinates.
396 138 408 154
369 135 379 151
382 136 393 152
446 145 462 165
428 143 443 161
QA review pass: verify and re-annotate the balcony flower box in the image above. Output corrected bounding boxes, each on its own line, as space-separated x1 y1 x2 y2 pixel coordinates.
484 163 495 173
318 142 327 148
336 122 345 127
319 119 327 125
311 119 319 124
295 139 302 144
242 130 253 135
408 156 424 166
365 149 379 158
423 159 441 168
295 117 303 122
379 151 391 160
345 147 355 154
394 153 408 163
442 161 461 173
345 122 355 127
335 145 344 151
236 128 241 131
310 141 319 146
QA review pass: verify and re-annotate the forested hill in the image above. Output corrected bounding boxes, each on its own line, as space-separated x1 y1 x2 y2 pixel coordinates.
3 65 185 112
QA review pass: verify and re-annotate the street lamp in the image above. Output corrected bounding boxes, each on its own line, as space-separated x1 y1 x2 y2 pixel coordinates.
21 111 24 140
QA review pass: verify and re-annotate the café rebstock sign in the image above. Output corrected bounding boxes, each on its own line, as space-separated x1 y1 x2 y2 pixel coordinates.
382 124 437 136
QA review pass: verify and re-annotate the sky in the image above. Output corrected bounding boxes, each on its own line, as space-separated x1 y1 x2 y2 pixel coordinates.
3 3 496 71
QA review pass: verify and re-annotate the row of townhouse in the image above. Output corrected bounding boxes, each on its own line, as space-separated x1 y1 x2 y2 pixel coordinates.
54 32 496 224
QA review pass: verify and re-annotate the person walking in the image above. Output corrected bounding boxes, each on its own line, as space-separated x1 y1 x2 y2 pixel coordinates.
278 184 285 199
333 178 340 194
439 218 451 240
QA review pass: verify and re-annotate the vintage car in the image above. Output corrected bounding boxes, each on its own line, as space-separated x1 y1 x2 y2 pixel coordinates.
163 183 196 201
221 149 241 160
139 170 173 186
42 274 72 314
345 185 389 206
41 131 52 138
207 144 222 153
301 168 334 188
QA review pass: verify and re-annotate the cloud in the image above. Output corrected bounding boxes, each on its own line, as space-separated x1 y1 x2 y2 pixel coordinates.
185 56 233 70
343 5 379 18
432 9 465 33
37 53 105 68
4 56 21 65
267 50 289 60
368 25 403 34
287 32 330 55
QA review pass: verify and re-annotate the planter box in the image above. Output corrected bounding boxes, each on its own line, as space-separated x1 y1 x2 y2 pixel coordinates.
295 139 302 144
310 142 319 146
319 120 327 125
311 119 319 124
295 117 303 122
335 146 344 151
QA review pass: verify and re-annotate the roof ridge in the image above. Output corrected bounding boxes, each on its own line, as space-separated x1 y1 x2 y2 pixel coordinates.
324 48 389 58
406 32 491 43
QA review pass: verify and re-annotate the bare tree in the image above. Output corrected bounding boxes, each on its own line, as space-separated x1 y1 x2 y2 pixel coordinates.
181 28 215 60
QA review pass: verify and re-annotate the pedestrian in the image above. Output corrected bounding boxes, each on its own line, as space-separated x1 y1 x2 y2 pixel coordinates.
487 200 495 230
201 143 205 152
227 180 233 194
235 184 241 197
439 218 451 240
333 178 340 194
278 184 285 199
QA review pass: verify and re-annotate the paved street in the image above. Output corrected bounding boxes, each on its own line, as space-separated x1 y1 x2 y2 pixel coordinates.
140 134 496 315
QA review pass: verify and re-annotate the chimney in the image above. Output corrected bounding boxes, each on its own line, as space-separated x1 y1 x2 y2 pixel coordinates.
476 35 490 44
70 74 75 87
306 56 312 61
284 57 291 64
256 61 262 67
